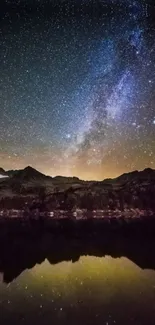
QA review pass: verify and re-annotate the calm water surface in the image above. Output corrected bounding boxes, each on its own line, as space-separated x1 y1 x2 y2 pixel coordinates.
1 256 155 325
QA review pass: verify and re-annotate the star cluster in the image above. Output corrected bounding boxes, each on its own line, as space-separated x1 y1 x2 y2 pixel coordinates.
0 0 155 179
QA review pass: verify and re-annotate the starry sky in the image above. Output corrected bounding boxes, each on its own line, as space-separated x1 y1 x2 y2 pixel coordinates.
0 0 155 180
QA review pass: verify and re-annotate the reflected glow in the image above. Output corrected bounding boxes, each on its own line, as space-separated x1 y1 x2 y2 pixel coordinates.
1 256 155 325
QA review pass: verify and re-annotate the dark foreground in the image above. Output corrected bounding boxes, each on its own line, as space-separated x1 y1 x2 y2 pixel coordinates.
1 217 155 325
1 216 155 283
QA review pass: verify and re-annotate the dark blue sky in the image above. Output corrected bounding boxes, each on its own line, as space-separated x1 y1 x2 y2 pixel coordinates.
0 0 155 179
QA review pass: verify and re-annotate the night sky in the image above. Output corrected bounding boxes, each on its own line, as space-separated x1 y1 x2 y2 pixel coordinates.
0 0 155 180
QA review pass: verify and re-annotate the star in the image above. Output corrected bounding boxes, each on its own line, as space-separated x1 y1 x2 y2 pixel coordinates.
0 0 154 180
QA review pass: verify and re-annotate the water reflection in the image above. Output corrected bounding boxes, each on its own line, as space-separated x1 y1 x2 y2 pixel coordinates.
0 232 155 283
1 230 155 325
1 256 155 325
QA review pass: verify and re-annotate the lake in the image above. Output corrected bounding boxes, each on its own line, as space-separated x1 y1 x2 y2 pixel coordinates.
1 255 155 325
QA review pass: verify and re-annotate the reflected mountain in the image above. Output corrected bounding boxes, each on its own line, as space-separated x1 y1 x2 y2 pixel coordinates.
0 227 155 283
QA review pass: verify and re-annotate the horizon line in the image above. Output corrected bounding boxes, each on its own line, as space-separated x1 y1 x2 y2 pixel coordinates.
0 165 154 182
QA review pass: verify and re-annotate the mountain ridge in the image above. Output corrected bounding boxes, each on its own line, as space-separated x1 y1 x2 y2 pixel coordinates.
0 165 155 183
0 166 154 211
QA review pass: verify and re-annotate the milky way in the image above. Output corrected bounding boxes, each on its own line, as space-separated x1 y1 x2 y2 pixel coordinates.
0 0 155 179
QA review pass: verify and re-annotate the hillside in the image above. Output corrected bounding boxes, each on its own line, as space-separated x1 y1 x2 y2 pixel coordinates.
0 166 154 211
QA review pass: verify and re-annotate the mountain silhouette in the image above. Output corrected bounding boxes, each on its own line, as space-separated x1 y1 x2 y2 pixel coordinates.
0 168 7 176
0 166 154 211
0 165 154 183
10 166 49 182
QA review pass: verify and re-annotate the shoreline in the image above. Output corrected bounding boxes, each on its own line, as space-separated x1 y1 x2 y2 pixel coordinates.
0 214 155 238
0 208 154 219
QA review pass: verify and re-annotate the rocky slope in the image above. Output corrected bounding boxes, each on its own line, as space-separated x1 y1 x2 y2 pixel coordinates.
0 166 154 211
